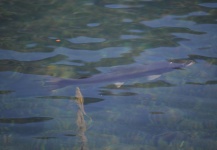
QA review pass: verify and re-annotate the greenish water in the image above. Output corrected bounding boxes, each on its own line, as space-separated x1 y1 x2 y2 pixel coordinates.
0 0 217 149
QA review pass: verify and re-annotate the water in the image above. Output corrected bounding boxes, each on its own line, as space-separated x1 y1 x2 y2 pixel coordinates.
0 0 217 149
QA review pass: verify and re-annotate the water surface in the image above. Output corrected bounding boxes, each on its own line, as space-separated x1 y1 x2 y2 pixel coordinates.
0 0 217 149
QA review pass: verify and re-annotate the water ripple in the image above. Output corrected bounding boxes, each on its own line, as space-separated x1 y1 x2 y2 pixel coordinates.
67 36 106 44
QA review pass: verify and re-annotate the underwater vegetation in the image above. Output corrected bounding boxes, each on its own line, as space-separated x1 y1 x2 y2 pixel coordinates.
74 87 92 150
0 0 63 20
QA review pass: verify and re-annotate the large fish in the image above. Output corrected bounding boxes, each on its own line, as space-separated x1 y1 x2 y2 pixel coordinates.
45 60 194 89
0 60 193 97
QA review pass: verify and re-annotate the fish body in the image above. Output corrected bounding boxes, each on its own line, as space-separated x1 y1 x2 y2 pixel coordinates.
46 61 194 89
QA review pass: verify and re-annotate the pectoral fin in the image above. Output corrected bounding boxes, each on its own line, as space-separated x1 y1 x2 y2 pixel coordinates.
114 82 124 88
147 75 161 81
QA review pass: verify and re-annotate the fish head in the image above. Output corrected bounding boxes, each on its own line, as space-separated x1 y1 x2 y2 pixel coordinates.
168 60 195 68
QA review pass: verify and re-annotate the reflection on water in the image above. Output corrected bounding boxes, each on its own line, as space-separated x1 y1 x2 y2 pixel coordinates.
0 0 217 149
68 36 106 44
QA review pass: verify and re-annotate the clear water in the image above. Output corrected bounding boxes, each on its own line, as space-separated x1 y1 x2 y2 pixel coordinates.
0 0 217 150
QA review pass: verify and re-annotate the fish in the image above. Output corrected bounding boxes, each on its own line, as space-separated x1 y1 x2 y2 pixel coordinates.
45 60 194 89
0 117 53 124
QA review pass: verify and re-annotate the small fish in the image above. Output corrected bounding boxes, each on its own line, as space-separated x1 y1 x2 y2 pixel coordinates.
45 61 194 89
0 117 53 124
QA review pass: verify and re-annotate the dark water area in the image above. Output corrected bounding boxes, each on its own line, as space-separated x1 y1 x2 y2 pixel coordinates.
0 0 217 149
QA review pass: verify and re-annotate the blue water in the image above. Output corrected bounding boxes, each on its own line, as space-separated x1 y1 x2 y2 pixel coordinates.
0 0 217 149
